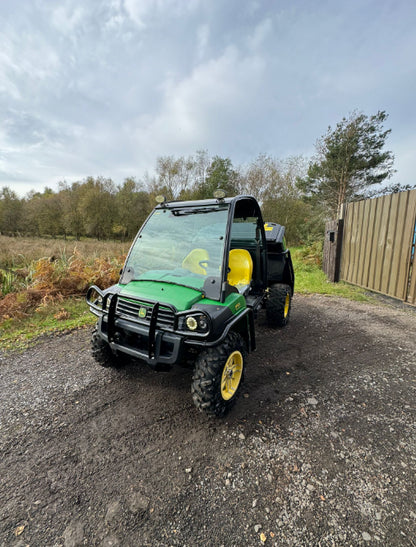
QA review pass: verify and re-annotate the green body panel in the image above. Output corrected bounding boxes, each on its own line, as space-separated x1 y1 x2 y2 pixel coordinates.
118 279 246 315
119 280 202 311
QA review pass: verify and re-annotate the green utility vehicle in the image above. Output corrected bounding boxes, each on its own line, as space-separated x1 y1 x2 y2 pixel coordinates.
86 194 294 416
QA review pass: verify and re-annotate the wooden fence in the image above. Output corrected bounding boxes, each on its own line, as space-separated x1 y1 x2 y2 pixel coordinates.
338 189 416 305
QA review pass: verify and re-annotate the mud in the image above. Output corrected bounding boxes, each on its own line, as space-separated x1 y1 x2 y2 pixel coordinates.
0 295 415 546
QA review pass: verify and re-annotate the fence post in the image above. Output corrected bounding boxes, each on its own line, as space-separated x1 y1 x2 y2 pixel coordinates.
323 219 344 282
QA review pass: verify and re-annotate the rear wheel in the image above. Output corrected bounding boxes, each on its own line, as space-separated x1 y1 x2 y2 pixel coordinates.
191 332 247 417
266 283 292 328
91 326 125 368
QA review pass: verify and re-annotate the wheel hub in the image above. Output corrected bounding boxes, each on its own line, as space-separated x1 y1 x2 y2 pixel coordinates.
221 350 243 401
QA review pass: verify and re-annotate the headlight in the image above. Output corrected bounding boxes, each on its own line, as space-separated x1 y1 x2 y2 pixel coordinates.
186 316 198 330
180 313 210 334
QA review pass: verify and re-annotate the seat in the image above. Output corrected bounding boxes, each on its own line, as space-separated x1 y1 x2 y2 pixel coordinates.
182 248 210 275
227 249 253 294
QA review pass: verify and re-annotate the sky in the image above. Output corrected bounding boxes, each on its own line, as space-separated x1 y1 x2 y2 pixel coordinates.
1 0 415 196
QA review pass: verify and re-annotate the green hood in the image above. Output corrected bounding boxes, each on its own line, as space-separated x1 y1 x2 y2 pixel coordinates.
119 278 204 311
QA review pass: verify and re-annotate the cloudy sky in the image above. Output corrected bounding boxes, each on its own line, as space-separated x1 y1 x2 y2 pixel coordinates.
1 0 415 196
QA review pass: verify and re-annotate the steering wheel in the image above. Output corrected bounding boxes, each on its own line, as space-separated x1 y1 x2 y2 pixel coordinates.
199 260 216 270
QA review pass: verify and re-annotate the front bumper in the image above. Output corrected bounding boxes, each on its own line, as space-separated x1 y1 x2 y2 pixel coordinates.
98 314 182 368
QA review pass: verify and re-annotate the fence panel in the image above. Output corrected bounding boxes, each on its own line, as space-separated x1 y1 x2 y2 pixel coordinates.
357 198 370 286
380 192 399 295
340 189 416 304
397 192 416 301
361 197 378 288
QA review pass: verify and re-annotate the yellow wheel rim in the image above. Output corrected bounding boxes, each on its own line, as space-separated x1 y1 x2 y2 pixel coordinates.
221 351 243 401
284 293 290 318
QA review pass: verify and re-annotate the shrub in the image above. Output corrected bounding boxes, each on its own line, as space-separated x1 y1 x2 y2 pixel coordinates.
292 241 323 268
0 249 125 321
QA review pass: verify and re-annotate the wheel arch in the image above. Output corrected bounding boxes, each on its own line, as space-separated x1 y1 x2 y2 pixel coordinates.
228 309 256 352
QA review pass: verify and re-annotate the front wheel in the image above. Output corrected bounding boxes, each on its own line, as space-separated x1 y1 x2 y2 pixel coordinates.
266 283 292 328
91 326 125 368
191 332 247 417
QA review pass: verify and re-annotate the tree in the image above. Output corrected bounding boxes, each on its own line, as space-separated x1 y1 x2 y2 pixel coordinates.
35 188 64 237
240 154 277 204
238 154 321 244
195 156 239 199
298 111 395 217
0 187 23 234
79 177 117 239
115 178 152 240
243 155 307 202
59 181 86 240
155 155 197 200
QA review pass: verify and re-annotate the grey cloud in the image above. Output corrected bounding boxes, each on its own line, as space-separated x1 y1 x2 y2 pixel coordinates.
3 110 65 146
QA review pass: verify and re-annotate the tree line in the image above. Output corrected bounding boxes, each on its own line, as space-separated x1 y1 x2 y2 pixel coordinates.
1 110 409 245
0 152 319 244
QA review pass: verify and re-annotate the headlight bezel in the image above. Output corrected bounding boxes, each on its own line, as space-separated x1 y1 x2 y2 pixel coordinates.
177 311 211 336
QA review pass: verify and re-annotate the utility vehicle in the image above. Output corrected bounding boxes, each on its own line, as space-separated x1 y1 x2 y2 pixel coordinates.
86 194 294 416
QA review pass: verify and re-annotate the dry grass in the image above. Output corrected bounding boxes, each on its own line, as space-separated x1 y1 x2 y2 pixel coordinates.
0 235 131 269
0 236 129 321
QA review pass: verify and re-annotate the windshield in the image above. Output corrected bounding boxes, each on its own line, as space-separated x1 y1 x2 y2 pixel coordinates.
121 205 229 300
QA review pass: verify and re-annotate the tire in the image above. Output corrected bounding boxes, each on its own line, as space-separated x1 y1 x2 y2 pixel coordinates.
191 332 247 417
91 326 124 368
266 283 292 328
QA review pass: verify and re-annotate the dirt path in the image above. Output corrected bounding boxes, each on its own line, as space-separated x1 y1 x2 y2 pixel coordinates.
1 295 415 546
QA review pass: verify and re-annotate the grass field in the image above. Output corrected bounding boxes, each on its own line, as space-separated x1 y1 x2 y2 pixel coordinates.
0 236 373 350
0 235 130 269
291 246 373 302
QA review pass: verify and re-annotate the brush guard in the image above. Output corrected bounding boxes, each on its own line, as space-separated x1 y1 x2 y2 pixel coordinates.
86 286 182 368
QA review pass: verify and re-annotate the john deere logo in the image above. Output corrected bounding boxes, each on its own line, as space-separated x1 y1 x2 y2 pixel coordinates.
138 307 147 318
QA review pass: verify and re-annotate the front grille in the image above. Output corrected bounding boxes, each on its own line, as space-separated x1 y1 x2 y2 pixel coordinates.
116 297 175 329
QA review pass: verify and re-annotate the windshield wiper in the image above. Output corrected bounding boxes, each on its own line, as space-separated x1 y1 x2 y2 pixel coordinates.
172 207 222 216
129 278 206 295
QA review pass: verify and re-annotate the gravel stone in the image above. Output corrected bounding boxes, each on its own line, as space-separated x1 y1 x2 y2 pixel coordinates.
127 492 149 514
105 501 122 526
63 520 84 547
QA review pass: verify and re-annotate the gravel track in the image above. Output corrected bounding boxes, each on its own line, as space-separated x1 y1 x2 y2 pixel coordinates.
0 295 415 546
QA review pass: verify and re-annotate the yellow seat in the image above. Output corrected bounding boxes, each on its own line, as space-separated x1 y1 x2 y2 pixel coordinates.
182 248 210 275
227 249 253 294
